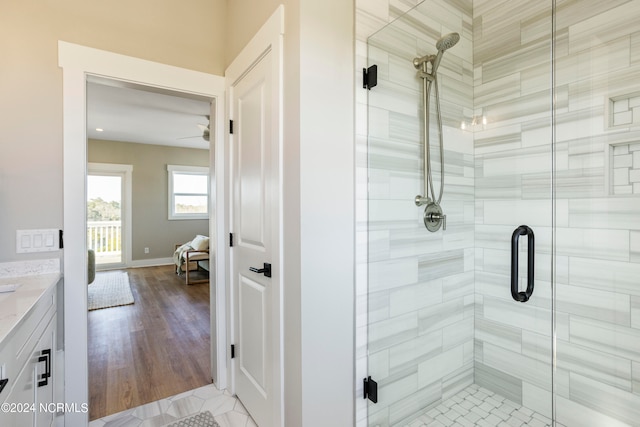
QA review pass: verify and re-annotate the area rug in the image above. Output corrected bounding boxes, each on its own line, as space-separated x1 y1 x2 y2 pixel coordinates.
162 411 219 427
88 271 134 310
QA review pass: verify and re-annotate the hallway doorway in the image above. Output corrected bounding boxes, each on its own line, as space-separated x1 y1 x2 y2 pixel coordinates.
59 41 226 426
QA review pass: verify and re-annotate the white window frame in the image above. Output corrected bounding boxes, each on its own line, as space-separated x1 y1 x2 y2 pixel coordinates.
167 164 210 220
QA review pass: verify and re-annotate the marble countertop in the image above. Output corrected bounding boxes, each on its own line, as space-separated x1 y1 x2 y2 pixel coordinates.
0 270 61 345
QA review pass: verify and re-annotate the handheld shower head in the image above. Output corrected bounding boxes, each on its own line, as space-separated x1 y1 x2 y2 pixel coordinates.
436 32 460 51
431 32 460 73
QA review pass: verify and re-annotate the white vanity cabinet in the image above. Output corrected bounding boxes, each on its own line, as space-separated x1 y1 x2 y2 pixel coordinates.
0 276 60 427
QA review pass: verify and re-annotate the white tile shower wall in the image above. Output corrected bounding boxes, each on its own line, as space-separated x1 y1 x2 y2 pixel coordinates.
475 1 640 426
356 0 474 425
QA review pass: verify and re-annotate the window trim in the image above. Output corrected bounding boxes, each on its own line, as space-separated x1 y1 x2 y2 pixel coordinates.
167 164 210 220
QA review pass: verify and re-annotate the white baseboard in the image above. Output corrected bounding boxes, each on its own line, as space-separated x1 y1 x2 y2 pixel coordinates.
128 257 174 268
95 257 173 271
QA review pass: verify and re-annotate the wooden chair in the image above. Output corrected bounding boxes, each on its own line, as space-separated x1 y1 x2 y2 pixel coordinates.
184 248 209 285
175 244 209 285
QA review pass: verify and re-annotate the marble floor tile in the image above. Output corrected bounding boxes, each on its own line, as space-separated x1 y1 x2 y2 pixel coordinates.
139 414 177 427
89 384 255 427
133 400 172 420
165 395 205 419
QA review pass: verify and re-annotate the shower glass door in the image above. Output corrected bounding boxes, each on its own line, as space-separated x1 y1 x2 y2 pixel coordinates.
553 1 640 426
366 1 554 425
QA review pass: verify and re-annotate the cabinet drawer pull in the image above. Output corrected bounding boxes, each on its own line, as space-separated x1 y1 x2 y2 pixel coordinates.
37 349 51 387
0 378 8 394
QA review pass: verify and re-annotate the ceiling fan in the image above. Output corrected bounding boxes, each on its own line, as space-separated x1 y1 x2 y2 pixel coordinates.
179 115 210 142
197 122 210 141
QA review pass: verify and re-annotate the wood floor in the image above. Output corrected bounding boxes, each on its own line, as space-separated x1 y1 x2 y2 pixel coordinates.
88 265 211 420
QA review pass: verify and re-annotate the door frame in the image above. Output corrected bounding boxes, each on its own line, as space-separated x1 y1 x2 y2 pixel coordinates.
87 162 133 269
59 41 226 426
225 5 284 426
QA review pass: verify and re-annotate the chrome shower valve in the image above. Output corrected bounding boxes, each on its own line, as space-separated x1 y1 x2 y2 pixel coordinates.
424 202 446 232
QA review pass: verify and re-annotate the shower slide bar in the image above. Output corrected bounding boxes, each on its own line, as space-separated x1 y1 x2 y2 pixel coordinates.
511 225 535 302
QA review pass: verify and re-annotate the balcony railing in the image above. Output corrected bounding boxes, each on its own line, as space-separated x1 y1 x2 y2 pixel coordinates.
87 221 121 263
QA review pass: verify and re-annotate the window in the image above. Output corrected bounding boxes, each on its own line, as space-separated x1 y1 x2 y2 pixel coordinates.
167 165 209 220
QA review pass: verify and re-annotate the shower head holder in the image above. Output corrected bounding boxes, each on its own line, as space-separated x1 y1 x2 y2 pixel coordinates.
415 195 431 206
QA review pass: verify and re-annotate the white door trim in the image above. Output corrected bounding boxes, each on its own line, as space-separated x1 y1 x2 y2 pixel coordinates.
225 5 284 426
87 162 133 269
58 41 226 426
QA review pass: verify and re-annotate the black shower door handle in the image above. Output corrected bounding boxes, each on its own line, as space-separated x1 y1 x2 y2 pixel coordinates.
511 225 534 302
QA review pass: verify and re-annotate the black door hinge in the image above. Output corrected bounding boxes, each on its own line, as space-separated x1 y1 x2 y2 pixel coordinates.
229 120 234 134
59 229 64 249
363 65 378 90
231 344 235 359
363 376 378 403
229 233 234 247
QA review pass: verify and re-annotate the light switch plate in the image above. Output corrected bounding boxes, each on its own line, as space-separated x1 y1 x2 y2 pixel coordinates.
16 229 60 253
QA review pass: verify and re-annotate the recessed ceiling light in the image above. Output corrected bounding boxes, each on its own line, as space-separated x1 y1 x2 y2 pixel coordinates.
96 128 104 132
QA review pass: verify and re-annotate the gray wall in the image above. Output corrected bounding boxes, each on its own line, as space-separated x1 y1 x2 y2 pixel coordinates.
88 139 209 261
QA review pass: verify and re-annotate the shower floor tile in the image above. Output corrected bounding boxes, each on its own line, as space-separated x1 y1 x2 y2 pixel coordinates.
407 384 566 427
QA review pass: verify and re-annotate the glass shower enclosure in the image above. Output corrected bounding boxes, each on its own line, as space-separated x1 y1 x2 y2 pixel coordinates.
366 0 640 426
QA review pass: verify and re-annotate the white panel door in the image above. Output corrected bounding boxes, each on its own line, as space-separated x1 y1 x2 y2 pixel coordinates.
230 42 278 427
227 7 283 426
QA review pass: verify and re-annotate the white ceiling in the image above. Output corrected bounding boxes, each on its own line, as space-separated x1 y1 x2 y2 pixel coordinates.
86 77 212 150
